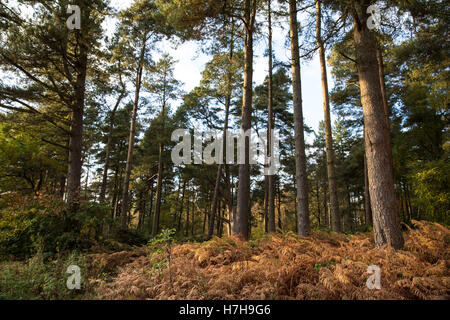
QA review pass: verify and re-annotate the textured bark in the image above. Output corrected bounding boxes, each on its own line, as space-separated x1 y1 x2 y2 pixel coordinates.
316 0 341 232
235 0 256 241
289 0 310 236
66 29 89 213
352 0 404 249
121 33 147 229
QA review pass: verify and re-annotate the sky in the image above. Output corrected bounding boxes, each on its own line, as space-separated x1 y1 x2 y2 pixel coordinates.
108 0 336 139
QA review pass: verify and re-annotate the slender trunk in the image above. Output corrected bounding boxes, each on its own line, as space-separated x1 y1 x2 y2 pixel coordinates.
178 180 186 231
352 0 404 249
266 0 276 233
185 192 190 237
316 0 340 232
364 151 373 225
208 23 235 239
137 190 145 231
316 178 321 226
121 33 147 229
225 166 233 236
277 182 282 230
236 0 256 241
148 182 154 233
152 94 167 237
191 197 195 237
84 155 90 201
289 0 310 236
264 181 269 232
323 182 329 228
100 89 126 202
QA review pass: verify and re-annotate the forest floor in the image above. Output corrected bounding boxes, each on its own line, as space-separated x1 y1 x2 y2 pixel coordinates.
90 220 450 300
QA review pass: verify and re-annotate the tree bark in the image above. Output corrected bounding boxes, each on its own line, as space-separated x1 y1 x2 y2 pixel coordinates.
352 0 404 249
235 0 256 241
316 0 341 232
289 0 310 236
121 33 147 229
66 28 89 213
266 0 276 233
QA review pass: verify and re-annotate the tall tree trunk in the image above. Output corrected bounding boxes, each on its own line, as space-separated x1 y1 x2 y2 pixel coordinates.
289 0 310 236
225 166 233 236
66 29 89 213
208 22 235 239
323 181 329 228
236 0 256 241
178 179 186 231
277 182 282 230
352 0 404 249
185 191 190 237
316 178 321 226
316 0 341 232
148 182 154 233
99 87 126 202
121 33 147 229
266 0 276 233
152 91 167 237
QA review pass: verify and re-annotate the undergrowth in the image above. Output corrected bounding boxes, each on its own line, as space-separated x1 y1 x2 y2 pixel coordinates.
94 220 450 300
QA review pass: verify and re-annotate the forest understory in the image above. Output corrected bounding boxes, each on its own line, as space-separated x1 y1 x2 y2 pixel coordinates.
90 220 450 300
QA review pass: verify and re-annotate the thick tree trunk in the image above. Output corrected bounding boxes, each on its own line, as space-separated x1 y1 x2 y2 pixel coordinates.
352 0 404 249
66 30 88 213
316 0 341 232
235 0 256 241
121 34 147 229
289 0 310 236
99 89 126 202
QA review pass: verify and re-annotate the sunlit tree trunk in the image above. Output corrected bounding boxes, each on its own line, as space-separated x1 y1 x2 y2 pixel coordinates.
121 33 147 229
316 0 340 232
352 0 404 249
236 0 257 241
289 0 310 236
